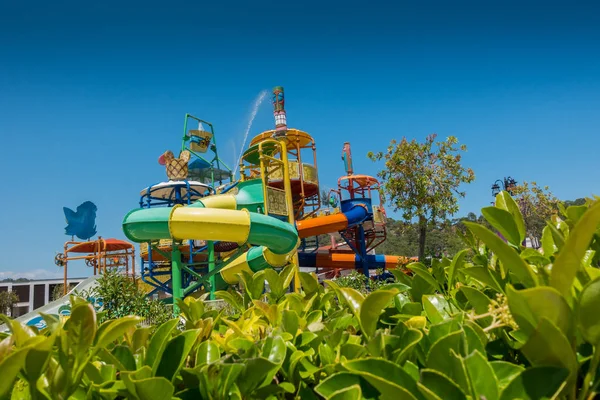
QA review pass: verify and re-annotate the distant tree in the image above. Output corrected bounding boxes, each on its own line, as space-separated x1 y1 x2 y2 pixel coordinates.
52 284 65 301
320 190 330 207
563 198 587 207
77 270 171 324
0 291 19 315
368 134 475 261
512 181 560 240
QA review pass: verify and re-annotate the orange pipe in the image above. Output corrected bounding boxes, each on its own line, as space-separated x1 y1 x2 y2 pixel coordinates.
296 213 348 238
313 252 400 270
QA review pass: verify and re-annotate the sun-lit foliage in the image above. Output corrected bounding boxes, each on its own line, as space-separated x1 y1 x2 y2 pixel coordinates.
1 192 600 400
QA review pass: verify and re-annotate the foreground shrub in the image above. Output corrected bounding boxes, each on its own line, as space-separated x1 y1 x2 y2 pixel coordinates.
0 192 599 399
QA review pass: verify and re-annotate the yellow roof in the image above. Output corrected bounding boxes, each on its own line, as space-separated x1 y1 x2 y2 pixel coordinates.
250 128 315 148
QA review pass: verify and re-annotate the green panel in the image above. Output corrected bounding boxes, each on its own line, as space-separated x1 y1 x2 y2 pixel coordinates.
248 213 297 255
247 246 269 272
213 273 228 291
122 207 172 242
236 179 265 212
242 142 279 165
188 200 206 208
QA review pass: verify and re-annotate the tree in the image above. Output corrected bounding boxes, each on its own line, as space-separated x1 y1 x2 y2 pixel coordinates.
77 270 171 324
511 181 560 240
0 291 19 315
52 284 65 301
368 134 475 261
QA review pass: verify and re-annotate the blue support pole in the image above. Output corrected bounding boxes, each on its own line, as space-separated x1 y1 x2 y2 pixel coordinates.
358 225 369 278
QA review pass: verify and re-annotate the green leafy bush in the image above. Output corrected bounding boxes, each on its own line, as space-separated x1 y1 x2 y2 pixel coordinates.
77 270 172 325
1 192 600 399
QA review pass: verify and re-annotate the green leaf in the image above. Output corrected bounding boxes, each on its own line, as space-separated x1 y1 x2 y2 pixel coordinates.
506 285 572 339
463 350 499 400
180 296 205 323
155 329 201 382
341 343 368 360
0 347 28 398
131 326 152 353
426 331 466 376
499 366 569 400
319 343 335 366
23 335 54 382
282 310 300 337
490 361 524 390
201 363 244 399
577 277 600 344
428 318 463 343
459 286 492 326
238 270 266 300
482 207 522 246
326 281 364 321
131 376 175 400
546 222 565 251
144 319 179 373
422 295 451 324
551 201 600 302
66 302 96 360
403 361 420 382
342 358 421 399
299 272 320 295
566 205 587 224
520 248 550 266
111 345 137 371
520 318 577 385
315 372 379 399
463 324 486 354
328 384 363 400
410 275 436 304
464 222 537 288
494 191 526 243
447 250 468 290
393 328 423 365
236 336 287 395
215 290 245 313
462 267 504 293
252 382 296 399
541 226 556 257
390 269 413 287
95 315 143 350
264 268 287 300
196 340 221 366
418 369 467 400
407 263 442 292
361 289 399 339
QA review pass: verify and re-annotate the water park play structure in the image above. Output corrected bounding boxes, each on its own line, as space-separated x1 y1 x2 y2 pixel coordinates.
54 237 136 295
5 86 406 328
122 86 403 308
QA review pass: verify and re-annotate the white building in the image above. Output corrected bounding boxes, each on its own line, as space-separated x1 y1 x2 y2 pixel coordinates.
0 278 86 317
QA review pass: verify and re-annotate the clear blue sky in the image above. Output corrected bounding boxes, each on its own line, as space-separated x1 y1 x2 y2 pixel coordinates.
1 0 599 279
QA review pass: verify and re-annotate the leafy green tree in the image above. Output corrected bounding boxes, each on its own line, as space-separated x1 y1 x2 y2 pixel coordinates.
511 181 560 240
368 134 475 261
0 291 18 315
78 270 171 324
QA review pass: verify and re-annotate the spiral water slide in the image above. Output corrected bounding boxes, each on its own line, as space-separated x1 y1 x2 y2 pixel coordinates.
122 184 300 285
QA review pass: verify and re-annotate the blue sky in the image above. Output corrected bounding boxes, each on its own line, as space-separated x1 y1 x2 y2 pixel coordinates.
1 0 599 278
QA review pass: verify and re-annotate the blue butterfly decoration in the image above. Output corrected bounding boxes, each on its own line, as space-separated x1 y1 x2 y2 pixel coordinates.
63 201 97 240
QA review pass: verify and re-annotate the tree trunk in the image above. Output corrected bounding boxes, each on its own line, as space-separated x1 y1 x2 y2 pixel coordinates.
418 216 427 262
